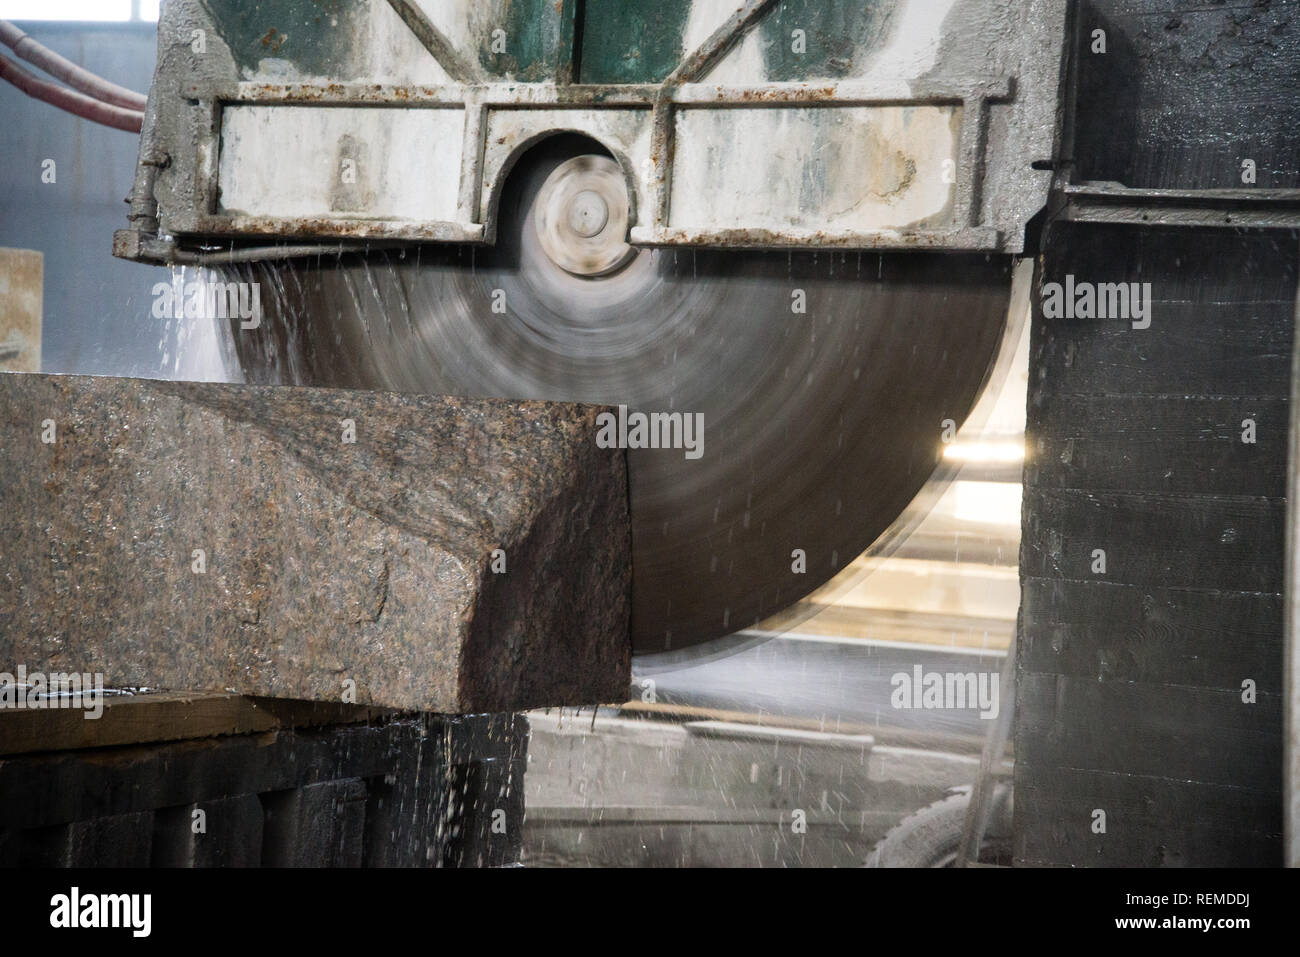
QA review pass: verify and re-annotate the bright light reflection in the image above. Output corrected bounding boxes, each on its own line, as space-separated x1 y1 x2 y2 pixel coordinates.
0 1 136 21
943 440 1025 463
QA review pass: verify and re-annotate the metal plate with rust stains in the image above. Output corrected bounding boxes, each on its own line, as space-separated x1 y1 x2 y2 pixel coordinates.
0 248 42 372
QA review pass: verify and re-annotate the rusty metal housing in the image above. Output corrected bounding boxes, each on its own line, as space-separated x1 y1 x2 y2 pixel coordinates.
116 0 1066 263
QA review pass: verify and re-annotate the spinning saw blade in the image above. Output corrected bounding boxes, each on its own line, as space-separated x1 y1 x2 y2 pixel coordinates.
229 140 1012 655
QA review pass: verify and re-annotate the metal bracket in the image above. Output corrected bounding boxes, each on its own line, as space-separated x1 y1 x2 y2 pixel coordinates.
1063 181 1300 229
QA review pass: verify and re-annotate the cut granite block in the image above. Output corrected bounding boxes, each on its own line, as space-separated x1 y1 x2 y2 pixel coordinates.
0 373 630 712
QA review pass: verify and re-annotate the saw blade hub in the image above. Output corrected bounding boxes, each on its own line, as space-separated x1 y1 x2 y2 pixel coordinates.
534 154 634 278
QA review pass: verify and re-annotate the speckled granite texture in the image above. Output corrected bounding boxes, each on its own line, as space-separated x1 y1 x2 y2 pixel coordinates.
0 373 631 712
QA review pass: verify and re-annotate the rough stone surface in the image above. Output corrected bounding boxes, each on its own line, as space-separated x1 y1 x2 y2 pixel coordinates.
0 373 630 712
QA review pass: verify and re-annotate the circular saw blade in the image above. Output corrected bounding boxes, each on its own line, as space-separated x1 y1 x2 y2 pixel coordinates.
231 142 1012 655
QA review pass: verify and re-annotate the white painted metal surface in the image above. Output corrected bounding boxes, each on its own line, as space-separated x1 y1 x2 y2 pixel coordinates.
669 105 959 233
219 105 464 222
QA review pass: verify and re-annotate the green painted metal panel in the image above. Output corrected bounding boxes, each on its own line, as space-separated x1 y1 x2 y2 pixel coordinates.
200 0 362 79
479 0 578 81
578 0 693 84
576 0 890 85
757 0 893 80
200 0 891 86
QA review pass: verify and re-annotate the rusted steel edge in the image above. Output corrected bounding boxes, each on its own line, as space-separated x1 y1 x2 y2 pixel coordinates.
955 95 990 228
149 224 997 256
188 216 486 243
630 225 1002 251
121 221 999 266
665 0 781 87
385 0 481 84
112 231 409 265
182 78 1008 107
456 92 486 223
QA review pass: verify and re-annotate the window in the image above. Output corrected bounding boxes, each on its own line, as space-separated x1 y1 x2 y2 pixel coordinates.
0 0 158 21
